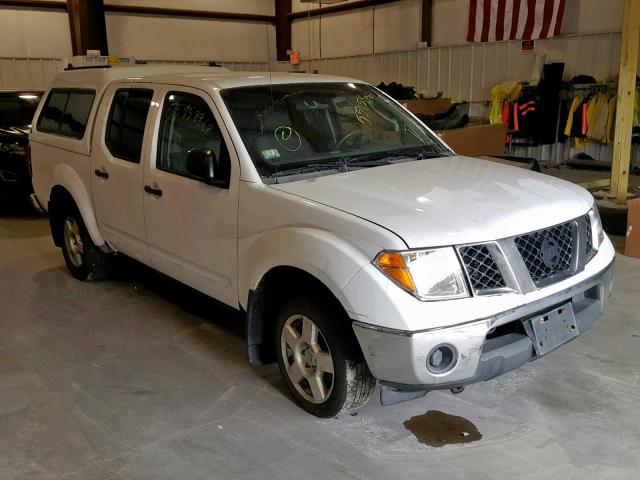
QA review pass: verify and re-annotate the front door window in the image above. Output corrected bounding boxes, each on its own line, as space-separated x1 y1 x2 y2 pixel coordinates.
157 92 229 181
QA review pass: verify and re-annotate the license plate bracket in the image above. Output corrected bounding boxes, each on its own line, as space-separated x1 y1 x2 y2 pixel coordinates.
524 302 579 356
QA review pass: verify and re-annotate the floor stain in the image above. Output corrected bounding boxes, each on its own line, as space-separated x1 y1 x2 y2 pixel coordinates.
403 410 482 447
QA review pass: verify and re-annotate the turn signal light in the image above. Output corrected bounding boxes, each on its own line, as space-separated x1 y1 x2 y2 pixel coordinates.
374 252 417 294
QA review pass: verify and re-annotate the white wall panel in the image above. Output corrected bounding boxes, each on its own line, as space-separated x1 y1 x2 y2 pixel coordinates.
105 14 276 62
0 56 268 91
0 8 71 58
0 58 65 90
291 0 421 57
297 32 627 101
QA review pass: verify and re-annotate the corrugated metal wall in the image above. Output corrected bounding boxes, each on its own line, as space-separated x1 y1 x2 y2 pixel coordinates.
298 32 624 101
0 56 269 91
0 58 66 90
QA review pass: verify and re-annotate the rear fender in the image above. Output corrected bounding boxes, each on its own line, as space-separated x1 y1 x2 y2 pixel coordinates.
51 163 106 248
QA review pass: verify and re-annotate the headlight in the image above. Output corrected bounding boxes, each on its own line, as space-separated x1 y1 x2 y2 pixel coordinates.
589 205 605 248
374 248 469 301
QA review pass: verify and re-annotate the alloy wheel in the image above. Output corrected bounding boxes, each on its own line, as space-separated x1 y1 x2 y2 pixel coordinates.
281 314 335 404
63 217 84 268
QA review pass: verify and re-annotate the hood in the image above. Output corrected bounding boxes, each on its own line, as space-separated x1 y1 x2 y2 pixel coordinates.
270 156 594 248
0 126 30 143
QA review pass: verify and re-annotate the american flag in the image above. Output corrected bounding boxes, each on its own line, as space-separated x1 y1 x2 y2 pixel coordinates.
467 0 566 43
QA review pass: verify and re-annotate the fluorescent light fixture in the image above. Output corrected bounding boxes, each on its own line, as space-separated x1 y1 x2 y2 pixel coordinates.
19 94 38 100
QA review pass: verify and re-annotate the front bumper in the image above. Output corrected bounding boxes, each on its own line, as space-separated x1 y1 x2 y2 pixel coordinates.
352 259 614 392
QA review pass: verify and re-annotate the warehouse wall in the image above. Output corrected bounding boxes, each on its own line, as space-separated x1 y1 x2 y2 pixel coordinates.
104 0 275 62
291 0 422 58
0 3 71 58
294 31 625 99
0 0 275 62
0 0 624 62
291 0 624 55
431 0 624 46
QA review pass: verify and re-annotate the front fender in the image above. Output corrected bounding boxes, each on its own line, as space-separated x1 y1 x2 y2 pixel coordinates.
52 163 106 248
239 227 372 313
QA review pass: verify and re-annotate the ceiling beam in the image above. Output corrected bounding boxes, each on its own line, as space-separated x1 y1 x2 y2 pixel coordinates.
105 5 276 23
275 0 292 61
0 0 66 10
421 0 432 44
67 0 108 56
289 0 401 20
0 2 277 23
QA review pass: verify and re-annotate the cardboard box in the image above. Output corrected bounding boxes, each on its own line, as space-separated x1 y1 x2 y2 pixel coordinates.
625 198 640 258
402 98 452 116
436 123 507 157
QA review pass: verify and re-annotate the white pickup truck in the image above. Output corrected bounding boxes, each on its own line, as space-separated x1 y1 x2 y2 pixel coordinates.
30 65 614 417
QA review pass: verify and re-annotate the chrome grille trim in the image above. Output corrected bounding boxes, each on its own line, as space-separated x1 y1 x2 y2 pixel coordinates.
457 214 592 296
459 244 507 292
514 220 578 287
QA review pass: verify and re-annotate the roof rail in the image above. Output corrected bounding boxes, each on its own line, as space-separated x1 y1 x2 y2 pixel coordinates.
64 64 112 71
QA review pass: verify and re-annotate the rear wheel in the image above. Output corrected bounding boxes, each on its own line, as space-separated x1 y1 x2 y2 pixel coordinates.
60 205 111 281
276 296 376 417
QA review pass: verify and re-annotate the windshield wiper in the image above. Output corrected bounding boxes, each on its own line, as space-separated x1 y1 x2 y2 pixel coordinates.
264 147 450 183
265 163 340 183
344 147 451 166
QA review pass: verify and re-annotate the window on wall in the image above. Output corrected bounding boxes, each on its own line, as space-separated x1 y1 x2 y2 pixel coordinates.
106 89 154 163
36 89 95 139
157 91 229 180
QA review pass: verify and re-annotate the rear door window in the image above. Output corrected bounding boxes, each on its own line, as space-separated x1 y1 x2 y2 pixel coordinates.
106 89 154 163
37 89 95 139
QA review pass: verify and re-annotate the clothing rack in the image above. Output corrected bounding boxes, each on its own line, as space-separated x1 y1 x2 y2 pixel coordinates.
508 82 640 169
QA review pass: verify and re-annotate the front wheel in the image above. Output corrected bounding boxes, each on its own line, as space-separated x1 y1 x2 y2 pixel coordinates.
60 206 111 281
276 297 376 417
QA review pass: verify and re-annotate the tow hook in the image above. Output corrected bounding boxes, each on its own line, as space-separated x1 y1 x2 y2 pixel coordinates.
450 386 465 394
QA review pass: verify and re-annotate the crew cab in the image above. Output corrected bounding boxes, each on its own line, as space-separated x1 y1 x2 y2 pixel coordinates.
30 66 615 417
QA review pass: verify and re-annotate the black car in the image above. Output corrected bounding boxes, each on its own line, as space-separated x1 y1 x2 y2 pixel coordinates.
0 90 43 209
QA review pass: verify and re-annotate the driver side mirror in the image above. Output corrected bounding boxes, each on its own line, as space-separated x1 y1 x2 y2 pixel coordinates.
186 149 227 188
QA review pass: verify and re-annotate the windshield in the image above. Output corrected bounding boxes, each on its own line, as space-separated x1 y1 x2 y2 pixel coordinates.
221 83 449 181
0 93 42 128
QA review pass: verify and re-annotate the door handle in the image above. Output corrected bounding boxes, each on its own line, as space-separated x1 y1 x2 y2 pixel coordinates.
94 168 109 179
144 185 163 197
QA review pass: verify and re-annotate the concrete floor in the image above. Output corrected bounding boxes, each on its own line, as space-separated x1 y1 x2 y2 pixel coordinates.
1 212 640 480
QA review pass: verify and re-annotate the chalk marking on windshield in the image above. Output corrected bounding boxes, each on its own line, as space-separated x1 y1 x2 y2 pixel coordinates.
274 126 302 152
354 93 375 125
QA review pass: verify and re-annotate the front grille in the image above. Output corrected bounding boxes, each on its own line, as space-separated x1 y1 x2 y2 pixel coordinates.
515 221 575 286
459 244 507 292
584 214 593 256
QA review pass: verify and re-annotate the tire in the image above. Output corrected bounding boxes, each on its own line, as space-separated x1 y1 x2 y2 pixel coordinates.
59 203 111 281
275 295 376 417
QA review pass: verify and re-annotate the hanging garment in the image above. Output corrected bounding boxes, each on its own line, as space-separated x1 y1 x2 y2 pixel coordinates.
588 94 609 142
514 94 541 140
502 101 511 125
564 95 582 137
574 98 592 148
570 97 588 138
536 63 565 144
490 81 522 124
